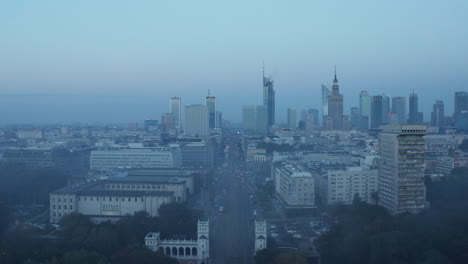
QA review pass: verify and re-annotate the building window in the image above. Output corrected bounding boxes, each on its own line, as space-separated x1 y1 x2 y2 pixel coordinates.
53 205 56 209
70 205 73 210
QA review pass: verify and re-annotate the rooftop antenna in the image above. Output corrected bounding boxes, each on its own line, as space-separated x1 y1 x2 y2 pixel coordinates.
208 89 210 96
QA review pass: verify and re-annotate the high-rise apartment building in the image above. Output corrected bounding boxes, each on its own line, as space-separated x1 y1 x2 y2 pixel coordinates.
184 105 209 137
243 105 268 136
431 100 445 127
263 72 275 129
206 95 216 129
391 96 406 124
287 108 297 129
378 124 427 215
170 97 182 129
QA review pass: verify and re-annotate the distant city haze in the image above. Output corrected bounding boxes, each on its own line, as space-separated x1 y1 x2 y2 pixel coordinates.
1 0 467 124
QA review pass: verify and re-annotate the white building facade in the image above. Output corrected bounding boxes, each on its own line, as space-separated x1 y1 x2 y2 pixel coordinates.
185 105 209 137
255 220 267 254
378 124 427 215
327 166 378 205
49 176 189 223
146 220 209 264
90 147 181 171
273 163 316 209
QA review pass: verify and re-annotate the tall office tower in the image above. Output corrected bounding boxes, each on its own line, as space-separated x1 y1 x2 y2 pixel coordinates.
308 109 319 126
216 111 222 129
454 91 468 119
184 105 209 137
170 97 182 128
381 94 390 124
287 108 297 129
359 91 372 130
392 96 406 124
370 95 383 129
324 69 344 130
350 107 360 129
263 70 275 129
301 109 314 132
378 125 427 215
243 105 268 136
160 113 175 132
205 94 216 129
408 92 419 124
322 85 332 124
431 100 445 127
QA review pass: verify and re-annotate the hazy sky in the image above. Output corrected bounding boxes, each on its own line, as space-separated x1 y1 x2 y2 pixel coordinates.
1 0 467 124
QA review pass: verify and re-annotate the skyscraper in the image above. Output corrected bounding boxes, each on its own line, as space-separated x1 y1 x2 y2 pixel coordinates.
301 109 316 132
243 105 267 136
287 108 297 129
350 107 360 129
170 97 182 129
322 85 332 123
184 105 209 137
324 68 345 130
431 100 445 127
408 92 419 124
370 95 383 129
161 113 175 132
359 90 372 129
263 69 275 130
454 91 468 119
205 93 216 129
378 124 427 215
391 96 406 124
381 94 390 124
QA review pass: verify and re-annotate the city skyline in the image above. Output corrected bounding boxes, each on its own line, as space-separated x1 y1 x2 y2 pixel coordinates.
1 1 467 124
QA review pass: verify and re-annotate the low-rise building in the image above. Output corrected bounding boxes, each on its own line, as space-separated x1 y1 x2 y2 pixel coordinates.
90 147 181 171
49 175 189 223
273 163 315 209
145 220 209 264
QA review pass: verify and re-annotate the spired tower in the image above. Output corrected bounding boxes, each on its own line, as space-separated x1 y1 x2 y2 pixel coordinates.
255 220 267 254
197 220 209 262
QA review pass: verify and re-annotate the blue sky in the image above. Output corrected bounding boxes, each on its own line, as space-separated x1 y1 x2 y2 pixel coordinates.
0 0 467 124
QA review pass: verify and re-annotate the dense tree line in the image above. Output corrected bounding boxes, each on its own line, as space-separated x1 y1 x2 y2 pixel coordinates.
1 203 196 264
0 163 69 206
255 248 309 264
316 167 468 264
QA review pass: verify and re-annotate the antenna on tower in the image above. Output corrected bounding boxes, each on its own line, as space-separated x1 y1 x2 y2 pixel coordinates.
208 89 210 96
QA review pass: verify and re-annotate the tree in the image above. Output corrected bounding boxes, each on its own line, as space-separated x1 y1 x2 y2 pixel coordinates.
111 246 177 264
61 250 106 264
459 139 468 152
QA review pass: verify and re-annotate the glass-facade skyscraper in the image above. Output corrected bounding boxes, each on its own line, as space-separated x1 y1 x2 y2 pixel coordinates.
391 96 406 124
263 74 275 130
206 95 216 129
170 97 182 129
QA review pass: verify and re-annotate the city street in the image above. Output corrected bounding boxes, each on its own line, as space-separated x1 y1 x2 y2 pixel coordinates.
209 135 256 264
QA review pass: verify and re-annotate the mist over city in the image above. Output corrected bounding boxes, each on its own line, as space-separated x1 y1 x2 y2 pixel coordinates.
1 1 468 264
